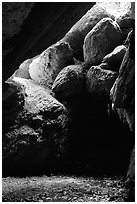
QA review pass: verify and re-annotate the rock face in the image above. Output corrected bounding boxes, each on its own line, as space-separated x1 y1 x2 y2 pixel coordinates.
29 42 74 88
115 2 135 42
96 2 133 19
110 30 135 200
52 65 85 97
110 31 135 119
86 65 118 98
102 45 127 72
2 2 35 42
3 77 68 176
62 4 114 60
83 18 122 66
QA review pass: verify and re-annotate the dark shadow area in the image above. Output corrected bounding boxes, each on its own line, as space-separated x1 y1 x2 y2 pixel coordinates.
2 91 134 178
61 92 134 177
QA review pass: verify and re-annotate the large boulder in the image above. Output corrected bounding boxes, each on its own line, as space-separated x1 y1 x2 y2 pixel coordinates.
102 45 127 72
86 65 118 98
62 4 114 60
29 41 74 89
52 65 85 97
83 17 122 66
3 77 69 176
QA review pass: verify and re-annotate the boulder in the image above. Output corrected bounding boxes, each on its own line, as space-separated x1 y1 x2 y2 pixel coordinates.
62 4 114 60
102 45 127 72
83 18 122 66
86 65 118 98
29 41 74 89
12 59 33 79
52 65 85 97
3 77 68 176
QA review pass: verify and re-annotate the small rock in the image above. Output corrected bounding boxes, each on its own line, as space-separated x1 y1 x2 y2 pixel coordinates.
83 17 122 66
102 45 127 71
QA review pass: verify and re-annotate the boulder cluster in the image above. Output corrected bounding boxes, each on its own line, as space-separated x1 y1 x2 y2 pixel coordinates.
3 3 135 197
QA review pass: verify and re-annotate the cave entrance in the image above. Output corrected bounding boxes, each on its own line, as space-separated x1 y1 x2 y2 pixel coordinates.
65 91 134 177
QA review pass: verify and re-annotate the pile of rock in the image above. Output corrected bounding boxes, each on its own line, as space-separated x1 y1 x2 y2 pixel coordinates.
3 2 135 190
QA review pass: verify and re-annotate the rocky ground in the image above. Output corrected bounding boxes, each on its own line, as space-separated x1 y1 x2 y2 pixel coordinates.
2 175 129 202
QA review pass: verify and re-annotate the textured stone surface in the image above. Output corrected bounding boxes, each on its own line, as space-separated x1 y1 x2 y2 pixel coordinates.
96 2 133 19
83 18 122 66
110 30 135 201
29 41 74 88
3 77 68 176
110 31 135 111
102 45 127 72
86 65 118 97
12 59 33 79
52 65 85 97
62 4 113 60
127 146 135 201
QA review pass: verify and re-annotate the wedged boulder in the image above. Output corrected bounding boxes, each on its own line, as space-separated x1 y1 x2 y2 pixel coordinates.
62 4 114 60
3 77 69 176
102 45 127 72
52 65 85 97
29 41 74 89
83 18 122 66
86 65 118 98
11 59 33 79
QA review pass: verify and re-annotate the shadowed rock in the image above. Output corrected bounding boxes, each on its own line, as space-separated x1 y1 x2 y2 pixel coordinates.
3 77 68 176
102 45 127 72
52 65 85 97
86 65 118 98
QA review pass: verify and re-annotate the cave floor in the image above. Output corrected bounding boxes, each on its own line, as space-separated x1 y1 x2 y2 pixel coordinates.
2 175 129 202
